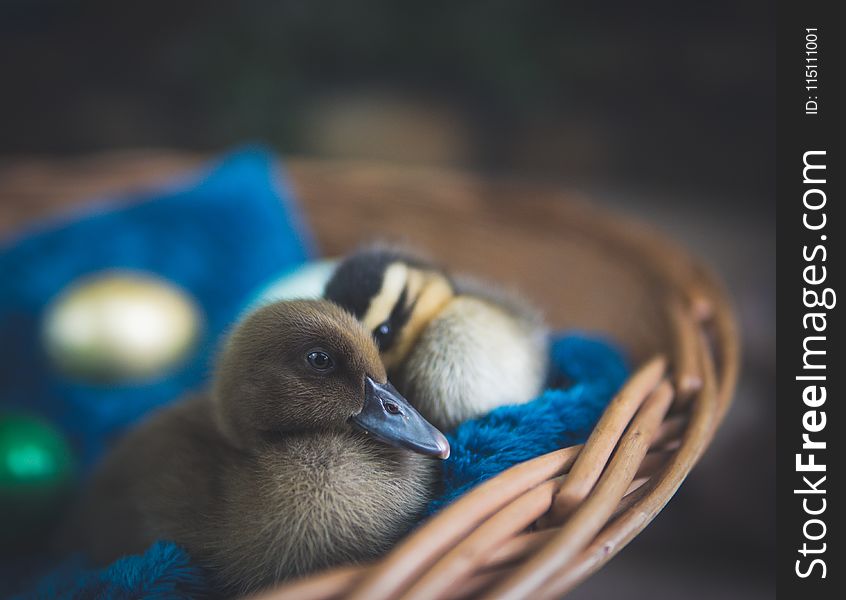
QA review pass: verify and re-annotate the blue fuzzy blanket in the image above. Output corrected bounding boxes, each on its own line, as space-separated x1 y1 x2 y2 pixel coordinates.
1 151 628 599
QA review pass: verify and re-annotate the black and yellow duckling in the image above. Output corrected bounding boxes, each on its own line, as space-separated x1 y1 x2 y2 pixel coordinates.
63 299 449 596
324 246 549 431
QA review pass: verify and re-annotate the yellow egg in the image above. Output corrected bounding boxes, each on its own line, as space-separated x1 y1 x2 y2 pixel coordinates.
43 272 202 383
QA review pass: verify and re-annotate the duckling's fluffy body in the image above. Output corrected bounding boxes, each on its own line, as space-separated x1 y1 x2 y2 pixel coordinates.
72 397 433 593
65 300 442 596
401 291 547 431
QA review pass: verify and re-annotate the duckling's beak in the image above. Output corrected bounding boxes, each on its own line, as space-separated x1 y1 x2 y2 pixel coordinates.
353 376 450 459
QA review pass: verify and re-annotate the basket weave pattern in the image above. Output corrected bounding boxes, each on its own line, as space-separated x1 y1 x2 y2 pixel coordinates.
0 154 739 600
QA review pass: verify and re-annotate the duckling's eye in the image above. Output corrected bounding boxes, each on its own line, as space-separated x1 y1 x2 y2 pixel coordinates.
383 400 401 415
373 321 393 349
306 350 334 372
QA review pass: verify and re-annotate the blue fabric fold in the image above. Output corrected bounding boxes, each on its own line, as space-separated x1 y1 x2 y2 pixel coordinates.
0 147 312 471
11 542 209 600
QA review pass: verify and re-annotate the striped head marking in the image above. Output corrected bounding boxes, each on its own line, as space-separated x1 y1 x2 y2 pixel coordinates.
325 250 454 369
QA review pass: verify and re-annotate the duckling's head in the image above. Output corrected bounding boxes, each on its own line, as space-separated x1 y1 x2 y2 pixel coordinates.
324 246 454 370
212 299 449 458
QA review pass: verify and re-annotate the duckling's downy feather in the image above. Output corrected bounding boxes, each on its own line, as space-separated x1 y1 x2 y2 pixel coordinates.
398 293 548 431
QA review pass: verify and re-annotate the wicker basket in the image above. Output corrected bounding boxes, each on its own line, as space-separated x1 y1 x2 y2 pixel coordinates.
0 153 739 599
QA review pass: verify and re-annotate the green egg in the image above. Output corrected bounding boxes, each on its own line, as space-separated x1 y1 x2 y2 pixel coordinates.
0 412 75 544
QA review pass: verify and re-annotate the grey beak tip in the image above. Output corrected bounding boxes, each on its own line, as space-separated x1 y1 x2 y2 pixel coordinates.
357 375 451 459
435 433 451 460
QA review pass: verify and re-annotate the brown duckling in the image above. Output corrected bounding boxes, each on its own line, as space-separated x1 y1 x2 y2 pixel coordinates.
324 246 549 431
63 299 449 596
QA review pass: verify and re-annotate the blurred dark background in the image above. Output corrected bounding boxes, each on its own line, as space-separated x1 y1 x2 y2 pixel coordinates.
1 1 775 598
